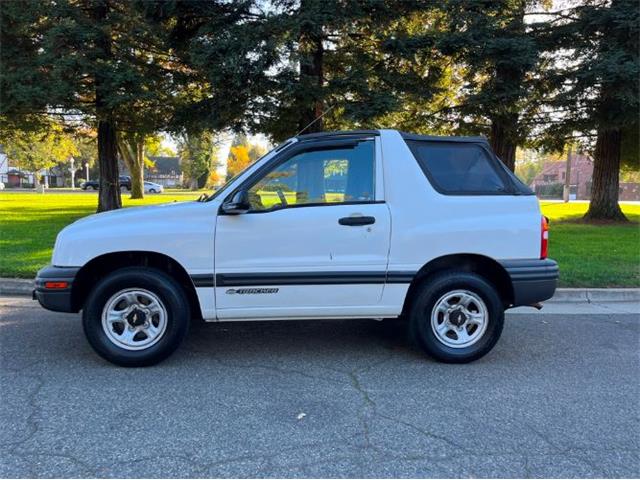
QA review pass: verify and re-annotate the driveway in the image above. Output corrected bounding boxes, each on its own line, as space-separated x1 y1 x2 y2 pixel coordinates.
1 296 638 478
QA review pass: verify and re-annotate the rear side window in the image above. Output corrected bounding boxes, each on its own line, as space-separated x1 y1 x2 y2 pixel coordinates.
407 141 508 194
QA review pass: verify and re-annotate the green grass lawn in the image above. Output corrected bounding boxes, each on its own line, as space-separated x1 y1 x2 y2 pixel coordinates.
1 192 638 286
540 202 639 287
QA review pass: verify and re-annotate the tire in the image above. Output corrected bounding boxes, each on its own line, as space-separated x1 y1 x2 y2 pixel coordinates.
92 185 98 191
82 267 190 367
408 271 504 363
149 189 156 193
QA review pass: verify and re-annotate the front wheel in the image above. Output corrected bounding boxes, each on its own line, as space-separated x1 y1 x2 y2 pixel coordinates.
409 272 504 363
82 268 190 367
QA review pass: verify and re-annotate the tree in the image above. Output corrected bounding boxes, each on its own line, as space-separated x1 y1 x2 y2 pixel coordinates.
1 1 175 211
434 0 545 171
226 145 252 180
225 134 268 179
542 0 639 221
254 0 414 141
143 1 271 136
178 131 219 190
1 120 78 188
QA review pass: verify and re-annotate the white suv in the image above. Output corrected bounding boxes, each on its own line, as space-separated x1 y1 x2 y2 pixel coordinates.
34 130 558 366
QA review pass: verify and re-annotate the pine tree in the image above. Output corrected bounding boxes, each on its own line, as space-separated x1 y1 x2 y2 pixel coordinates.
542 0 639 221
1 1 176 210
435 0 544 171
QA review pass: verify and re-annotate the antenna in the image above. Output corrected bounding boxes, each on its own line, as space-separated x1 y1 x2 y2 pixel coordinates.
295 104 336 137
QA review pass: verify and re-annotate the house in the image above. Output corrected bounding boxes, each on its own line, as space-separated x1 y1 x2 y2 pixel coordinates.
530 154 594 199
530 153 640 201
145 156 183 187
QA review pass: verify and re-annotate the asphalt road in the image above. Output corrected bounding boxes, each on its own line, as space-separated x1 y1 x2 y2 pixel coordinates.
1 296 638 478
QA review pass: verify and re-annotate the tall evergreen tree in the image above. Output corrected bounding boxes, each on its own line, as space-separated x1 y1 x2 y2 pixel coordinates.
1 0 176 210
542 0 639 221
436 0 544 171
256 0 412 140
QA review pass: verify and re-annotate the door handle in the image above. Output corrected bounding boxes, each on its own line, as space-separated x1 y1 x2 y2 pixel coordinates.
338 216 376 226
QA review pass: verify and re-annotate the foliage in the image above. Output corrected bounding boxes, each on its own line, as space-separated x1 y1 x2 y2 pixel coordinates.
226 145 252 180
538 0 639 220
225 134 269 180
534 182 564 198
1 0 638 217
0 0 178 210
178 131 218 189
1 120 78 183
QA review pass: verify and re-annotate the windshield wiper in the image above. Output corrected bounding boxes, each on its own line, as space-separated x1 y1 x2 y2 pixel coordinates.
197 193 210 202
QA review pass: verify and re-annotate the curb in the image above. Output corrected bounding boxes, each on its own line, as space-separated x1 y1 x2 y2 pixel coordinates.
1 278 34 297
1 277 638 303
550 288 640 303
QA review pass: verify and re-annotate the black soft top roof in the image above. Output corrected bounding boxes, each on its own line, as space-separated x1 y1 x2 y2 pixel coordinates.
296 130 379 141
400 132 489 144
295 129 489 144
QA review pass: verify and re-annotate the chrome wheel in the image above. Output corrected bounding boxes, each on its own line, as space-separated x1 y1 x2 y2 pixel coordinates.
101 288 167 351
430 290 488 349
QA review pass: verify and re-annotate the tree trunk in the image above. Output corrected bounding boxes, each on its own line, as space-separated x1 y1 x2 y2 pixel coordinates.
297 1 324 134
97 119 122 212
118 133 144 199
92 0 121 212
488 3 525 172
490 118 517 171
583 128 627 222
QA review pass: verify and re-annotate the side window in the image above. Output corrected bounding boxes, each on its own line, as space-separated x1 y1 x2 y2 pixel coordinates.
246 141 375 211
407 141 508 194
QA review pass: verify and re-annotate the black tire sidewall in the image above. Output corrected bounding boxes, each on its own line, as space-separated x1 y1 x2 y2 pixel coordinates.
410 272 504 363
82 267 190 367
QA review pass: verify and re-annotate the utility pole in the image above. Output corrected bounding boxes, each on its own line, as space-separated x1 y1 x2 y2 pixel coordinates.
69 156 76 189
85 162 89 182
563 144 572 203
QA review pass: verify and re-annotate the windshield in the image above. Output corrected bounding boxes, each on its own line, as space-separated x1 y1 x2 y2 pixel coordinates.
206 139 295 202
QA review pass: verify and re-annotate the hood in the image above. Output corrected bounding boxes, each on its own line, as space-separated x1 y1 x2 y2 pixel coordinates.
71 201 198 227
52 199 220 267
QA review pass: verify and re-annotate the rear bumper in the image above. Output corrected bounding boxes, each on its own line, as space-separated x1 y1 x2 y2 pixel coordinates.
500 259 559 307
33 265 81 313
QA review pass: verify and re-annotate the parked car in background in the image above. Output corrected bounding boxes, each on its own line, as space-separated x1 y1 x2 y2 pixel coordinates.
144 181 163 193
35 129 558 367
81 176 131 191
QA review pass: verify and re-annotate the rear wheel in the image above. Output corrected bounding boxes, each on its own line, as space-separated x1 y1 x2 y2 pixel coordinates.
82 267 190 367
409 272 504 363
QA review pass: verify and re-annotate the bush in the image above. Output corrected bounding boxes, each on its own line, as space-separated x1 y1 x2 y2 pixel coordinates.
535 182 564 198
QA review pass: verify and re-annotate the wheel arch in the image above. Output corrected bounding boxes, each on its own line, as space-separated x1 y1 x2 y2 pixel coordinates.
71 251 203 319
401 253 514 316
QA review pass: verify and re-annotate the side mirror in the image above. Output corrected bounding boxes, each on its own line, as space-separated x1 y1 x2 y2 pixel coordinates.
221 190 251 214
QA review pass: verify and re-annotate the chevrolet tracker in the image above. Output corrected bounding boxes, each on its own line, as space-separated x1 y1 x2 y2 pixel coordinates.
34 130 559 367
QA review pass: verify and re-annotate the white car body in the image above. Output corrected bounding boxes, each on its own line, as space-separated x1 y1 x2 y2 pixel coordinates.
38 129 557 324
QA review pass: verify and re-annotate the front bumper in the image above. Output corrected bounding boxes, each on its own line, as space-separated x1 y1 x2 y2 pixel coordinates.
500 259 559 307
33 265 81 313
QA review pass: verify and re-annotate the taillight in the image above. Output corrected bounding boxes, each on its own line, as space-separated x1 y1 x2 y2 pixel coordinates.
540 216 549 259
44 281 68 289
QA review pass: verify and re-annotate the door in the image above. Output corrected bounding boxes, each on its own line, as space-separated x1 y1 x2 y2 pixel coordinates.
214 137 391 320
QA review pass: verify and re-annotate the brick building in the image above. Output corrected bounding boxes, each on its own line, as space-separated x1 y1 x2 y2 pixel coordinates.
530 154 594 199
